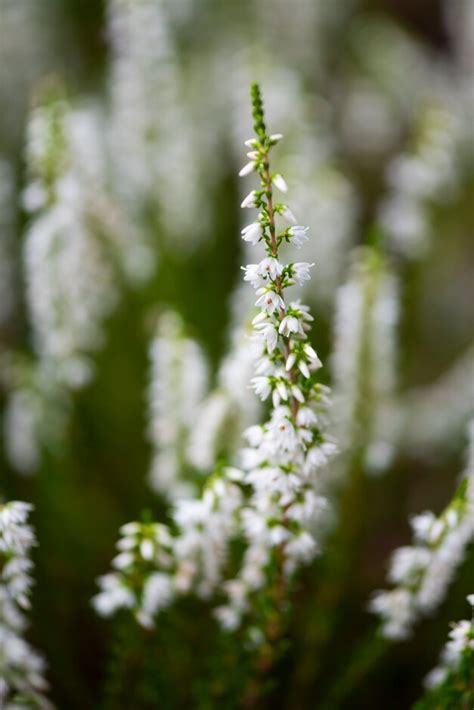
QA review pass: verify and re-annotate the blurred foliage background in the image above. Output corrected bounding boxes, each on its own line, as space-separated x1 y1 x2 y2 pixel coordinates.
0 0 473 707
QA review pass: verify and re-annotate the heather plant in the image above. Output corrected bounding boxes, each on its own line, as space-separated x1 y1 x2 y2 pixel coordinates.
0 1 473 708
417 595 474 708
0 499 51 708
94 83 336 704
371 420 474 640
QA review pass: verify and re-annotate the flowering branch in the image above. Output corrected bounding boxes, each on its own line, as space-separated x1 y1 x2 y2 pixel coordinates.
0 500 52 708
94 85 336 697
370 419 474 639
420 595 474 702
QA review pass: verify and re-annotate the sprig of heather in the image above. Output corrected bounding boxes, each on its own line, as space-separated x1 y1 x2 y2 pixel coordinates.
331 246 399 477
378 101 463 259
0 500 52 708
23 94 117 389
147 311 209 499
213 83 335 635
186 323 260 473
370 419 474 640
93 470 244 628
419 595 474 702
1 353 70 475
94 84 335 658
107 0 211 252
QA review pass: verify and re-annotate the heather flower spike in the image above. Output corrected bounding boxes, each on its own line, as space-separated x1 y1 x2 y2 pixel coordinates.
370 419 474 640
94 83 335 687
0 500 52 708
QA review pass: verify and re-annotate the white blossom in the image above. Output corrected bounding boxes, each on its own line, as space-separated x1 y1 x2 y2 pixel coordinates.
147 311 209 499
331 247 399 479
272 173 288 193
288 225 309 247
107 0 211 252
371 419 474 639
0 501 51 708
186 325 260 472
424 596 474 690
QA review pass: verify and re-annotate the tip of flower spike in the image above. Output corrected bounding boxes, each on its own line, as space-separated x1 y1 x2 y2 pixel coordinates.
250 83 266 140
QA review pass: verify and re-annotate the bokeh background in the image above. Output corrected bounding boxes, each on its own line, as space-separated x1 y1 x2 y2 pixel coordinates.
0 0 473 707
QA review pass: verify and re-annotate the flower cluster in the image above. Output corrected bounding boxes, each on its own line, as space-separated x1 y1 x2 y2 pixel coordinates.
0 500 51 708
1 89 156 475
1 354 70 475
93 472 243 628
423 595 474 691
23 95 117 389
186 324 260 472
147 311 209 499
370 420 474 639
378 102 463 259
107 0 211 252
332 247 399 477
94 84 335 642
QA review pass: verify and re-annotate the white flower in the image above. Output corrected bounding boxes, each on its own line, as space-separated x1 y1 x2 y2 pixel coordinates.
214 605 241 630
112 552 134 569
278 315 302 337
239 161 256 177
254 355 276 376
388 547 431 585
93 574 135 616
241 222 261 244
292 262 314 285
288 225 309 247
298 360 311 378
241 190 258 208
242 263 261 287
285 532 316 563
255 289 285 314
370 589 414 640
281 207 298 224
304 344 322 368
291 386 305 403
140 539 154 561
253 321 279 353
243 425 264 447
410 512 436 542
297 407 318 427
141 572 173 618
257 257 283 280
250 376 272 401
272 174 288 193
